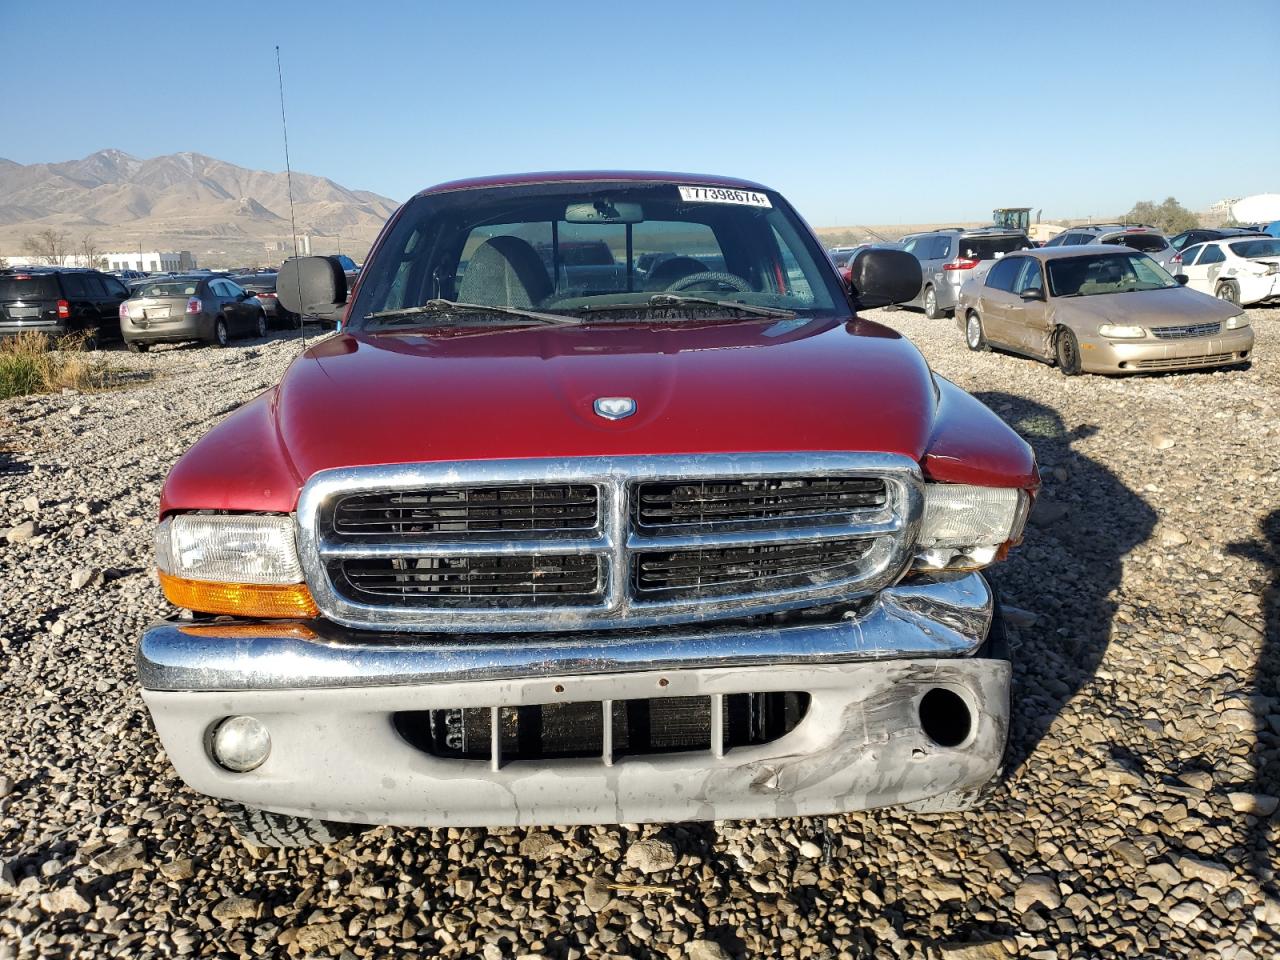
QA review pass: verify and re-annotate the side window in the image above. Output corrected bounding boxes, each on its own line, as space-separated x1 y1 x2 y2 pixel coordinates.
932 236 954 260
209 280 228 297
1180 245 1203 266
101 276 128 298
1198 245 1225 265
900 236 921 256
1043 233 1065 247
1012 259 1043 294
1065 233 1089 246
225 281 246 297
985 257 1021 292
61 274 87 297
83 275 108 297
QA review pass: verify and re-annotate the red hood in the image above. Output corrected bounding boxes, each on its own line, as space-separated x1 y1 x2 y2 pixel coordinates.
161 317 1036 514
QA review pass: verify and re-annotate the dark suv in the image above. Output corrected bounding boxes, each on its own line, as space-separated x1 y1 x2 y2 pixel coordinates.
1167 226 1269 252
0 266 130 343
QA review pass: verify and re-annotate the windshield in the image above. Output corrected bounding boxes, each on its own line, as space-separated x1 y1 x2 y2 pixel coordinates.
0 275 57 300
1229 239 1280 259
135 280 200 298
350 181 844 328
1047 252 1178 297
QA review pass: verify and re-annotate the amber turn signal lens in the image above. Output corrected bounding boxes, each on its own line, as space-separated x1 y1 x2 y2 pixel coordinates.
159 572 318 619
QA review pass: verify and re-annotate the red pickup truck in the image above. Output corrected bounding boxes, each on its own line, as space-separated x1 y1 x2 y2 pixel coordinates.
138 172 1038 848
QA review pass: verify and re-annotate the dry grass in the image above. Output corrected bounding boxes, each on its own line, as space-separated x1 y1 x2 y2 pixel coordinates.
0 332 112 400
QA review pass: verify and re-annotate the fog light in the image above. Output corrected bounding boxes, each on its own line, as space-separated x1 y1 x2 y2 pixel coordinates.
210 716 271 772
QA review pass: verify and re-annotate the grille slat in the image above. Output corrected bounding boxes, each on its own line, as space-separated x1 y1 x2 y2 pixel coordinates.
1134 352 1235 369
332 484 599 538
635 477 886 529
331 554 603 607
634 538 874 599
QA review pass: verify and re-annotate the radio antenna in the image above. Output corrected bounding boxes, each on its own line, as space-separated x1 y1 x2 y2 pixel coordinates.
275 44 307 353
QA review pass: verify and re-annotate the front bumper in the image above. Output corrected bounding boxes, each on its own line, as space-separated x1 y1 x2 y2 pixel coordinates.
138 573 1010 826
1081 325 1254 372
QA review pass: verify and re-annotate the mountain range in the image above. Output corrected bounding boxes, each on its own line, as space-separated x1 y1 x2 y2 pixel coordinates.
0 149 401 266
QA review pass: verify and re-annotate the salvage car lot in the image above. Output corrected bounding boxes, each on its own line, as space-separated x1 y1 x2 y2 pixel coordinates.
0 311 1278 957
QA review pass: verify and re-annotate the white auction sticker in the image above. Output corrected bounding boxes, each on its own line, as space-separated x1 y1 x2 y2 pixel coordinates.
678 185 772 208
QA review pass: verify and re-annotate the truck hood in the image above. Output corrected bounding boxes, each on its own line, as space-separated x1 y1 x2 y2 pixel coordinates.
276 317 937 478
160 315 1039 515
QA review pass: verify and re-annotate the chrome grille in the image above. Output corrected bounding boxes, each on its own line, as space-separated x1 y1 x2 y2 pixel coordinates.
330 484 598 538
297 454 922 633
1150 322 1220 340
634 477 886 529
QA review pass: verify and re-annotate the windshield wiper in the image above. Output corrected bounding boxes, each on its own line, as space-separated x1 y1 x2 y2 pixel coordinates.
364 299 581 327
570 294 797 320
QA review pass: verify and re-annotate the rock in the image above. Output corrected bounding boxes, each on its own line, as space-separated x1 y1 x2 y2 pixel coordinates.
929 880 966 902
583 877 612 912
1029 500 1068 527
91 841 147 875
1002 606 1037 627
21 495 39 514
1175 855 1233 888
0 774 13 799
1151 433 1176 450
293 922 344 952
1160 529 1188 547
797 841 822 860
686 940 731 960
1168 901 1202 924
1014 875 1061 913
1147 862 1182 886
5 521 35 544
69 567 101 590
1221 613 1264 644
625 838 678 874
1109 840 1146 869
1229 792 1279 816
211 896 259 923
40 885 92 914
1178 770 1214 791
518 831 563 859
159 859 195 881
937 940 1017 959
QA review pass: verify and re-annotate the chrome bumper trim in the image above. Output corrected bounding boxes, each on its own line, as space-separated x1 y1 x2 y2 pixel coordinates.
137 573 993 693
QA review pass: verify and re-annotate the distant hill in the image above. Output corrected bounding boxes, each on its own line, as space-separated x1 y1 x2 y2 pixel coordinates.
0 149 401 267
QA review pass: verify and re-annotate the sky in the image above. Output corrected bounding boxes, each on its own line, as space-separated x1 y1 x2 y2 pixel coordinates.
3 0 1278 226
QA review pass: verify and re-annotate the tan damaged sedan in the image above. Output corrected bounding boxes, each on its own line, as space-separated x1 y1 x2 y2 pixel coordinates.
956 245 1254 375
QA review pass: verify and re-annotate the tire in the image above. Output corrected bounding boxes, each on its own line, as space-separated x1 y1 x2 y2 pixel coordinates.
965 311 989 351
903 602 1010 813
255 311 268 339
923 284 941 320
125 340 150 353
211 317 229 348
1054 327 1082 376
1215 280 1240 306
221 801 364 850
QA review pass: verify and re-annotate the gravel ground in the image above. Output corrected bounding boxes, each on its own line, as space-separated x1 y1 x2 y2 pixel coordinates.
1 307 1278 960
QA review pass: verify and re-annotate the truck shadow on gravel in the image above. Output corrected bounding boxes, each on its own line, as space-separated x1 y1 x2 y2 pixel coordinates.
972 393 1157 780
1227 509 1280 891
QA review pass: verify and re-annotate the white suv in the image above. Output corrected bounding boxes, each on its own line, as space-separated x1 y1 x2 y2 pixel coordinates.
1174 236 1280 306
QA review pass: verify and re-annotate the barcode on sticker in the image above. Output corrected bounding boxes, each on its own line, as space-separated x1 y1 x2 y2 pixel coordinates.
678 185 771 208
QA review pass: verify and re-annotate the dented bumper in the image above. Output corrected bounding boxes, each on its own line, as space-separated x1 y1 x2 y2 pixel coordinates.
137 573 1010 826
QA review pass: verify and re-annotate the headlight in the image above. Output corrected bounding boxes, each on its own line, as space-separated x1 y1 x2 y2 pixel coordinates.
914 484 1029 571
155 514 316 617
1226 314 1250 330
1098 323 1145 339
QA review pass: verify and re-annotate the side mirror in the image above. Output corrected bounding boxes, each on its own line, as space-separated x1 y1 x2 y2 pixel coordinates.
1019 287 1045 301
848 249 921 308
277 256 349 321
1174 274 1189 286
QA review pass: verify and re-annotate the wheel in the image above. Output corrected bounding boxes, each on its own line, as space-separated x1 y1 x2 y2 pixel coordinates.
221 801 364 850
965 311 989 351
923 284 941 320
211 317 229 348
125 340 150 353
255 311 267 339
1054 327 1082 376
1215 281 1240 306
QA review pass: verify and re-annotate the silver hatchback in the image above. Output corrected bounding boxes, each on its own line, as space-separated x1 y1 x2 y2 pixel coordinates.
900 228 1033 318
